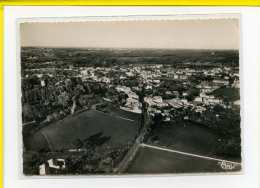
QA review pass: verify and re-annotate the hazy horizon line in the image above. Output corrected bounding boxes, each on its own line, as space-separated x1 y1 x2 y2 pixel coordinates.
21 46 239 51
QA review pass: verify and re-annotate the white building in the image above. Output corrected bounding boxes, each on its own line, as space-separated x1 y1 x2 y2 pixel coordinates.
144 96 168 107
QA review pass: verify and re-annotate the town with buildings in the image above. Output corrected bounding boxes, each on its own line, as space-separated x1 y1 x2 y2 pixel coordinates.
21 47 241 175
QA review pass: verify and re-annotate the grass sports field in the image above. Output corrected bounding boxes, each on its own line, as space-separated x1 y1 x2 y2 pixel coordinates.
26 109 139 151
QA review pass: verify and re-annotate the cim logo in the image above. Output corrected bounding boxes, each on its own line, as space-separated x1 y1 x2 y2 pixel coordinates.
218 161 237 170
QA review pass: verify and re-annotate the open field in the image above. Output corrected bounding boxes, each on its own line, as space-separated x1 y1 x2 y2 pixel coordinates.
26 109 139 151
147 122 219 157
126 144 241 174
147 121 241 162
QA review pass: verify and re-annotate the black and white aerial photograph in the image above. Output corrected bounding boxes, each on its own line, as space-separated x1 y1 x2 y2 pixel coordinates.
20 17 241 176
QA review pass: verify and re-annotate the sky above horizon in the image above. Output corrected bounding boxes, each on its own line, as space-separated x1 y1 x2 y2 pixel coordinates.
20 19 239 50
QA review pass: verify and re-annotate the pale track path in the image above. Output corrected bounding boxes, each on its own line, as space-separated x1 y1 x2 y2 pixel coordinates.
141 143 241 165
